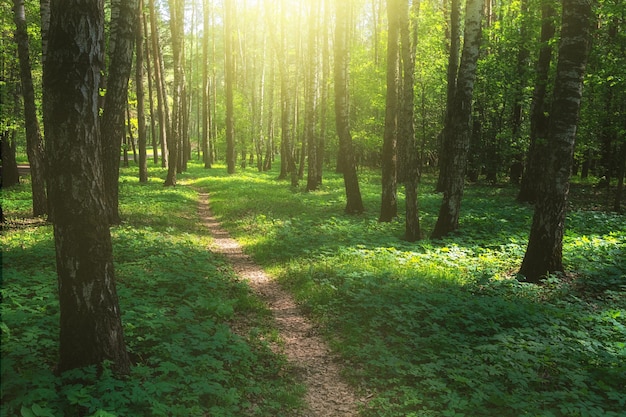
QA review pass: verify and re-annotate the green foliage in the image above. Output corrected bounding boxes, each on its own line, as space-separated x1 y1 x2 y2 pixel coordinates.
3 160 625 416
577 0 626 182
1 0 44 137
1 166 304 417
200 162 626 417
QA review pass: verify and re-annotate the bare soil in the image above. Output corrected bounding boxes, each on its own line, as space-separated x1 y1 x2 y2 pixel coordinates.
198 192 363 416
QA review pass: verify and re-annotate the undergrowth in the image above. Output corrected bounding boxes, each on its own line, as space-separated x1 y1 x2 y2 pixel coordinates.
196 162 626 417
2 160 625 417
1 166 304 417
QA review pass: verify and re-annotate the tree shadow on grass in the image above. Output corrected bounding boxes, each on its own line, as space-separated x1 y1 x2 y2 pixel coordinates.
196 167 626 416
1 201 304 417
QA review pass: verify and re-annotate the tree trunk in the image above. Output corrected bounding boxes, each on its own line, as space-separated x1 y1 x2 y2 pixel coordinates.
334 0 364 214
225 0 236 174
149 0 169 168
436 0 460 193
101 0 139 224
519 0 594 283
614 139 626 213
1 130 20 188
136 0 148 183
164 0 184 185
305 1 320 191
399 0 421 241
142 5 158 165
317 0 330 184
39 0 50 61
511 0 530 144
43 0 130 375
379 0 400 222
274 0 296 182
431 0 483 238
210 9 219 165
517 0 557 203
201 0 212 169
278 69 293 180
125 104 136 165
256 35 267 172
264 61 275 172
13 0 48 217
180 83 189 173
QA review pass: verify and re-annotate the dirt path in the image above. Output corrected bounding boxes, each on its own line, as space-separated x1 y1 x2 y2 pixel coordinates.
198 192 362 416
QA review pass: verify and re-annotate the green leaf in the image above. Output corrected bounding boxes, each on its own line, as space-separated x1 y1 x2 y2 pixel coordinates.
20 404 56 417
20 406 36 417
88 410 118 417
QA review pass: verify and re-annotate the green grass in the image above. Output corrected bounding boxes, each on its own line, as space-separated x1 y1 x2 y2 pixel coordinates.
193 162 626 417
1 165 304 417
2 160 625 417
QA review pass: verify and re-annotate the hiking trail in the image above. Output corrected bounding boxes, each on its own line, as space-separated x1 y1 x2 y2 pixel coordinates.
198 192 363 416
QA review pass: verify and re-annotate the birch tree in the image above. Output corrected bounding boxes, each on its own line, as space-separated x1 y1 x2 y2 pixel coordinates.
519 0 595 283
399 0 421 241
12 0 47 216
43 0 131 374
165 0 185 185
101 0 139 223
379 0 400 222
334 0 364 214
517 0 557 203
431 0 484 238
224 0 236 174
136 0 148 182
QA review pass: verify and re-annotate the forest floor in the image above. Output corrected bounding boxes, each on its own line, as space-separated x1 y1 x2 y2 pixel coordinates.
11 163 363 414
198 192 364 416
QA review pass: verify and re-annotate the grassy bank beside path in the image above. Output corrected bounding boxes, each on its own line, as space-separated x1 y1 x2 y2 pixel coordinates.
195 162 626 417
2 160 625 417
1 165 304 417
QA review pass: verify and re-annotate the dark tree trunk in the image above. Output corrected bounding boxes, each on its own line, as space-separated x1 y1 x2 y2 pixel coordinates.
519 0 594 283
201 0 212 169
399 0 421 242
13 0 47 217
436 0 460 193
43 0 130 375
264 62 275 172
164 0 184 185
210 11 219 166
149 0 168 168
180 84 189 173
305 2 320 192
317 0 330 185
101 0 139 224
278 66 294 180
334 0 364 214
431 0 483 238
256 38 267 172
39 0 50 60
379 0 400 222
615 140 626 213
517 0 557 203
1 130 20 188
511 0 530 144
142 5 158 165
506 0 526 181
125 104 135 165
224 0 236 174
136 0 147 183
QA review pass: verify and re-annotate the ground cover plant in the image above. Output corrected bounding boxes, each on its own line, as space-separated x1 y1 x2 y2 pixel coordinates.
1 166 304 417
2 161 625 417
196 163 626 417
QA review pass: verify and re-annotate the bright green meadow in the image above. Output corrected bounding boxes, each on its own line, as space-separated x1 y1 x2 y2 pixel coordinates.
2 160 625 417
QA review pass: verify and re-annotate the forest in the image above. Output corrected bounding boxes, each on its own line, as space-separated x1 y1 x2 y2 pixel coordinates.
1 0 625 416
